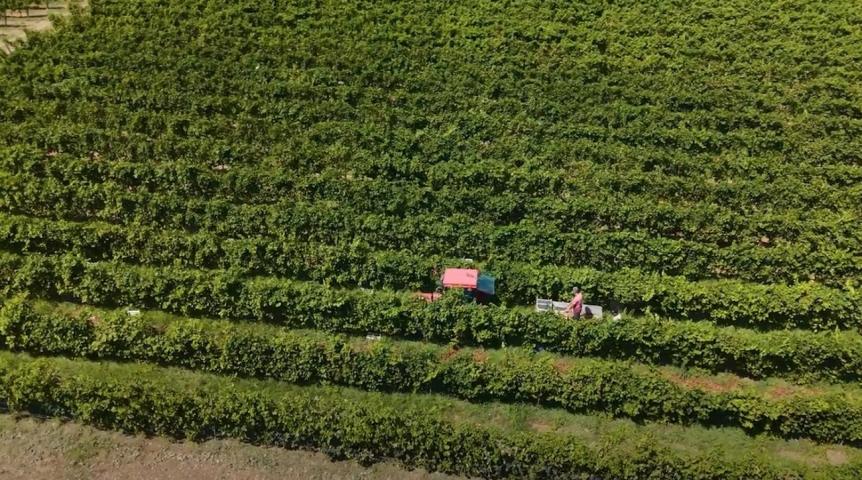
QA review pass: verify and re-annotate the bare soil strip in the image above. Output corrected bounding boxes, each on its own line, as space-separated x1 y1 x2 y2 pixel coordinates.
0 414 465 480
0 2 81 54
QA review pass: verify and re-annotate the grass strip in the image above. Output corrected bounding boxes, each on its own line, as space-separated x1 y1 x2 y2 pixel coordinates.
4 297 862 445
2 252 862 385
0 351 861 479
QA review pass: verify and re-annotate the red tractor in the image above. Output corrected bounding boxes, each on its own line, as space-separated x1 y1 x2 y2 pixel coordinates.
418 267 496 303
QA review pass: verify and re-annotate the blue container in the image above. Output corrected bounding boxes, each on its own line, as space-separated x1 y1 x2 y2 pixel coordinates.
477 273 496 296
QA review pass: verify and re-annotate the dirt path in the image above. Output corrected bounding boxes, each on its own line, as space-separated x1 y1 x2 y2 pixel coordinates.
0 2 80 54
0 414 465 480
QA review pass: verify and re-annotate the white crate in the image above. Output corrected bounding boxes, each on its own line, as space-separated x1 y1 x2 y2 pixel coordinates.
535 299 603 319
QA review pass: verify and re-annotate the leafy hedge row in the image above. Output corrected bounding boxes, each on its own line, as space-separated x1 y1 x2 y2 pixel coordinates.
489 261 861 329
5 280 862 381
2 213 858 303
0 174 862 260
2 354 851 480
4 0 861 170
1 175 859 287
5 145 862 214
0 212 437 290
3 296 862 444
0 250 858 332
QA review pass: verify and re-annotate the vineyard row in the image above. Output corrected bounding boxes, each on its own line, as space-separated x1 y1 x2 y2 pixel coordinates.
2 176 860 287
4 147 862 212
2 296 862 444
0 213 859 322
0 250 858 339
2 352 855 479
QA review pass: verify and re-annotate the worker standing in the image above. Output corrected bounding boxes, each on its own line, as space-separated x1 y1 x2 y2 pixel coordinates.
610 299 622 321
567 287 583 319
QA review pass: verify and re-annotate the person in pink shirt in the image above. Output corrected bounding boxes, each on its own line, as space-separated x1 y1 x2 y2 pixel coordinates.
567 287 583 319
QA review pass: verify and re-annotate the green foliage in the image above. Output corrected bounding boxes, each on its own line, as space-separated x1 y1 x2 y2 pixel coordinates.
3 298 862 445
0 250 858 332
0 353 860 479
3 149 861 219
492 261 862 329
1 0 862 471
1 174 860 288
1 202 861 293
10 296 862 384
3 0 862 168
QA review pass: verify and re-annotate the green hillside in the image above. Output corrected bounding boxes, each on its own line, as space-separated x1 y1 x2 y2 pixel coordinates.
1 0 861 478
